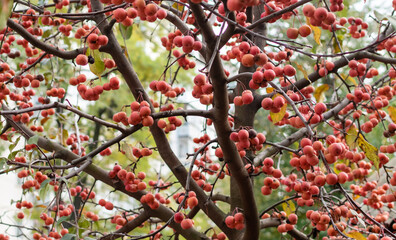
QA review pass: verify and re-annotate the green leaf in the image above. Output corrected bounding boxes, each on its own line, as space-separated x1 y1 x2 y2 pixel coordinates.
119 23 133 40
39 179 51 201
57 216 70 226
0 157 6 169
86 49 105 78
9 136 20 152
79 219 90 228
27 135 40 145
8 150 19 159
60 234 76 240
84 237 95 240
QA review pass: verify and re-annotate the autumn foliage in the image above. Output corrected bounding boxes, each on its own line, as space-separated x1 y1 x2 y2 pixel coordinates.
2 0 396 239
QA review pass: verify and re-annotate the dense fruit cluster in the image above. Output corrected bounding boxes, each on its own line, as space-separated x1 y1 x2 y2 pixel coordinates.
229 128 266 157
225 212 245 230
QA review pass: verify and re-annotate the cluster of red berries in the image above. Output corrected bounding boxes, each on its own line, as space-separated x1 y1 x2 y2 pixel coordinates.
190 169 213 192
140 193 161 210
161 30 200 70
225 212 245 230
379 36 396 53
85 211 99 221
261 95 286 113
46 87 66 98
261 176 281 195
191 74 213 105
229 128 266 157
231 42 268 68
51 204 74 218
157 116 183 133
109 165 148 193
149 80 185 98
99 147 112 156
174 191 199 209
303 5 336 28
327 0 344 11
306 210 331 231
346 17 368 39
14 156 27 163
348 59 367 77
131 147 153 158
76 76 119 101
40 213 55 225
233 90 254 106
277 213 298 233
16 200 33 209
58 24 73 36
98 198 115 210
261 157 283 177
171 35 202 54
113 100 154 127
314 60 335 76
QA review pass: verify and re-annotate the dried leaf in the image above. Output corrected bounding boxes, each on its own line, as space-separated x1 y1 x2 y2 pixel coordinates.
270 94 287 124
343 231 367 240
172 2 184 12
388 106 396 123
345 125 358 150
357 135 379 171
266 87 274 93
0 0 12 29
295 62 309 80
281 196 296 216
314 84 329 103
306 18 321 45
340 73 358 86
122 143 137 162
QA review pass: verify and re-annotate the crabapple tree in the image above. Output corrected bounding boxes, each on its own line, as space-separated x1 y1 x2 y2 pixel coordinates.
2 0 396 239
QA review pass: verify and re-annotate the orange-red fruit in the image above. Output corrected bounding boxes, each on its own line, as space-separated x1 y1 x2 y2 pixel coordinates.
299 25 312 37
302 4 316 18
314 8 328 21
105 201 114 210
113 8 127 22
76 54 88 66
286 28 299 39
180 219 193 229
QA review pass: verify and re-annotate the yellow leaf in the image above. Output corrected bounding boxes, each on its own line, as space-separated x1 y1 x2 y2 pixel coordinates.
314 84 329 103
345 125 359 150
295 63 309 80
334 158 349 174
35 204 47 208
266 87 274 93
306 18 321 45
172 2 184 12
270 94 287 124
340 73 358 86
281 196 296 216
343 231 367 240
353 194 360 200
357 135 379 171
122 143 137 162
388 106 396 123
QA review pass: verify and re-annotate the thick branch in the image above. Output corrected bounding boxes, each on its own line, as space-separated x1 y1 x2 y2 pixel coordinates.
7 19 86 60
